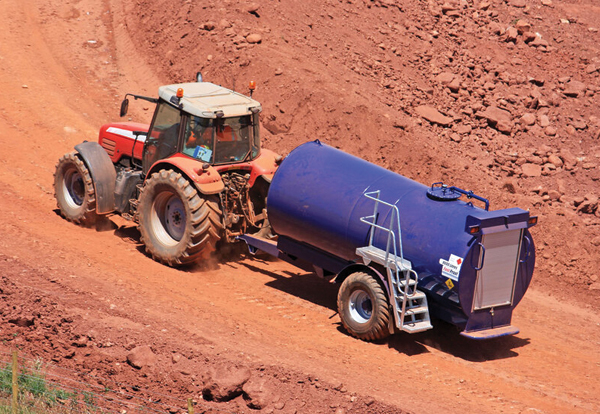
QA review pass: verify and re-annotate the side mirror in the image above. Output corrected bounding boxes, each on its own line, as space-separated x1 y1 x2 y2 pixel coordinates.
119 98 129 117
196 72 203 83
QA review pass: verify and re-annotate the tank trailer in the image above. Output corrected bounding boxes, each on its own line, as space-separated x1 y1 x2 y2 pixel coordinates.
54 78 537 342
241 141 537 341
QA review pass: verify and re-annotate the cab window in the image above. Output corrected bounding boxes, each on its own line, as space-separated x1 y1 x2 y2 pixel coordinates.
213 115 253 163
143 102 182 171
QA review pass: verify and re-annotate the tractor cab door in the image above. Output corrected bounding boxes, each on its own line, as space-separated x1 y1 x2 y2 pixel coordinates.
142 101 182 174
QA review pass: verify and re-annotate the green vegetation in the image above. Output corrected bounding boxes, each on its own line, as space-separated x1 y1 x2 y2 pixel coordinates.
0 358 106 414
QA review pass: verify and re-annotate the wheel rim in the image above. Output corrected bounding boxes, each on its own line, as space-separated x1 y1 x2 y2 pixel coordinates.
348 290 373 324
150 192 186 246
62 168 85 208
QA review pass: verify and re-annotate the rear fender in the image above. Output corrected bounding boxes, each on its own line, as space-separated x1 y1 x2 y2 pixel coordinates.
74 141 117 214
247 149 279 186
146 154 224 195
211 149 280 186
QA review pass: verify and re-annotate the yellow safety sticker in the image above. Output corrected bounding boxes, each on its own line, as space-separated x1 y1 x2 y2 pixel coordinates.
445 279 455 290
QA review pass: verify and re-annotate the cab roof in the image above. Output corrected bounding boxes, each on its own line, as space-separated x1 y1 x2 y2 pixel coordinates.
158 82 261 119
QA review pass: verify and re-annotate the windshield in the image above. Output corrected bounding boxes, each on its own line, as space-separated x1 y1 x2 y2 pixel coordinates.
182 116 213 163
182 114 259 164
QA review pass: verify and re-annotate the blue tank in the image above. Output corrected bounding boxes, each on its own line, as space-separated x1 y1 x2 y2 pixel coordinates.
266 141 536 337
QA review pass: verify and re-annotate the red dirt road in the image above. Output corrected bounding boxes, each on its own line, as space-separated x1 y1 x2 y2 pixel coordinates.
1 0 599 413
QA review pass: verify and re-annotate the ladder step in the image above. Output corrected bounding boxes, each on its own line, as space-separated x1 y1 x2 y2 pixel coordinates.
393 278 417 287
403 305 429 316
401 321 433 333
394 291 426 301
356 246 412 271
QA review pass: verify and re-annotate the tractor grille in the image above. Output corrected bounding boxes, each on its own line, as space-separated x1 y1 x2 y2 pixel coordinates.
101 138 116 156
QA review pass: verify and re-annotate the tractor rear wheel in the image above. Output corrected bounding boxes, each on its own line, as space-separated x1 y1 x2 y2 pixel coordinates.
54 152 98 225
137 169 222 266
337 272 391 341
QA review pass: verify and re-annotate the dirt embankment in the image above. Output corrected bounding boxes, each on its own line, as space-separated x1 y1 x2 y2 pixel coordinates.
0 0 599 414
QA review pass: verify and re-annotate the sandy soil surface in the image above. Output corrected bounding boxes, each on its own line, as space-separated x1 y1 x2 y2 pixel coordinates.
0 0 599 413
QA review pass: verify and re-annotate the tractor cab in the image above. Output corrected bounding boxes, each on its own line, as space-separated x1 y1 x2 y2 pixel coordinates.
137 82 262 173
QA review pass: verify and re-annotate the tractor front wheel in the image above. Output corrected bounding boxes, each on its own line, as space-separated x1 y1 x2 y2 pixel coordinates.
137 169 222 266
54 152 98 226
337 272 391 341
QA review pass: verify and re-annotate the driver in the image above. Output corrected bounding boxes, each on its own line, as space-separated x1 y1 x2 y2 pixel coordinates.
183 116 213 162
186 118 212 149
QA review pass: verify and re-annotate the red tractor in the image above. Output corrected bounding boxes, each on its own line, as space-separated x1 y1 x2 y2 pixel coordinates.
54 77 279 266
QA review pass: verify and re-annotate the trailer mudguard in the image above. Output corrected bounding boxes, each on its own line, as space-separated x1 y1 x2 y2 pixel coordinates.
74 141 116 214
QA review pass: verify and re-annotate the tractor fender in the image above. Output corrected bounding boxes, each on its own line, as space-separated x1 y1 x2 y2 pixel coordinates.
74 141 116 214
333 264 390 297
247 149 279 186
146 154 225 195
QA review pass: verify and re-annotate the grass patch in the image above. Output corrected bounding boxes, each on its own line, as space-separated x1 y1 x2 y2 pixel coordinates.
0 359 100 414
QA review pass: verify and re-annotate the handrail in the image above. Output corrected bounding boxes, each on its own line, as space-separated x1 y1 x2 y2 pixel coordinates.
359 191 417 299
472 242 486 271
520 234 532 263
361 190 404 260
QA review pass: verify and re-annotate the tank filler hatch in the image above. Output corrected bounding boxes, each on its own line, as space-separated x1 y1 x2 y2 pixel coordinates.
427 182 490 211
427 182 462 201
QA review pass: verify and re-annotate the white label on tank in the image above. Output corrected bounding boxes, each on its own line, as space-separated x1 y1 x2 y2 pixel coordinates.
439 254 464 281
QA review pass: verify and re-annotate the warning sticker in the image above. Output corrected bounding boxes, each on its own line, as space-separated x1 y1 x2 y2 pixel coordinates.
445 279 455 290
439 254 464 281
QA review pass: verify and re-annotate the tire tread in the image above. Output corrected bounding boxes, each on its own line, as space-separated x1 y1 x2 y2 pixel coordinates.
53 152 97 226
337 271 391 341
138 169 223 266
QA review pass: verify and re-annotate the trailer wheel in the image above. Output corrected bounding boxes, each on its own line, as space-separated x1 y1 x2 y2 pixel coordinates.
54 152 98 225
337 272 391 341
137 169 222 266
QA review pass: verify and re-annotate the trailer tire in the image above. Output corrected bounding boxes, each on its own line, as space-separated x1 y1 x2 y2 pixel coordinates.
54 152 98 226
138 169 222 266
337 272 391 341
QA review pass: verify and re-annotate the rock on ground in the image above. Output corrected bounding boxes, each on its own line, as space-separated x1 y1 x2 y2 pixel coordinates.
415 105 453 126
126 345 157 369
202 364 252 402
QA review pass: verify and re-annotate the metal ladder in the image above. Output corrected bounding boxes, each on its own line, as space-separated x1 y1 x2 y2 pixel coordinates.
355 191 432 334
